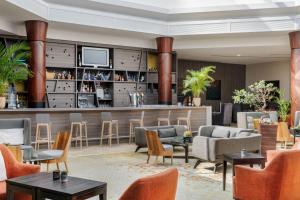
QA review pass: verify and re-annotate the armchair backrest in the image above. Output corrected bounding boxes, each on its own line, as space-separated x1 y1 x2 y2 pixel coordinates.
119 168 178 200
265 150 300 200
294 111 300 126
52 132 71 160
145 131 164 155
222 103 233 125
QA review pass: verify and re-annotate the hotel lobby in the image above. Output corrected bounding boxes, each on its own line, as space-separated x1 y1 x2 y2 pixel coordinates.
0 0 300 200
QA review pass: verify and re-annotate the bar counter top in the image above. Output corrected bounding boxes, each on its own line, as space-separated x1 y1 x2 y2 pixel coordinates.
0 105 210 113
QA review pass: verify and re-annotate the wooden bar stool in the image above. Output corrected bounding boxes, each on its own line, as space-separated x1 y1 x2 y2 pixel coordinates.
158 110 171 126
100 112 119 146
35 114 52 150
177 110 192 131
69 113 88 150
129 111 144 143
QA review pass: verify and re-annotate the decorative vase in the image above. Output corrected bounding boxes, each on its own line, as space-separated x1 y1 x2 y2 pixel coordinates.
193 97 201 107
0 96 6 109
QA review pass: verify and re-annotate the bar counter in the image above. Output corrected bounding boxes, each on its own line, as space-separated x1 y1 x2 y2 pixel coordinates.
0 106 212 144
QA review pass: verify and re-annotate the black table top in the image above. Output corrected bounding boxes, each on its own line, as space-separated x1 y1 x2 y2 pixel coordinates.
224 152 265 161
7 172 106 195
163 136 192 146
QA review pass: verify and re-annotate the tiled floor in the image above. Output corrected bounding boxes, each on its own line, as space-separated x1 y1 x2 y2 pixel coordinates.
42 144 233 200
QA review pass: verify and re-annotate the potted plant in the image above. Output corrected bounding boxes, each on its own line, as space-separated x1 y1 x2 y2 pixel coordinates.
275 90 291 146
182 66 215 107
0 41 32 109
232 80 277 112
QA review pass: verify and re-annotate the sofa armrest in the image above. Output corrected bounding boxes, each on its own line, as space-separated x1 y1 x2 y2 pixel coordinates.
192 136 209 160
9 163 40 178
134 127 147 147
198 126 215 137
208 135 261 161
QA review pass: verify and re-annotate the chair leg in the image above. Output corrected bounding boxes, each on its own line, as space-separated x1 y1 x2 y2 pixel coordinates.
47 163 49 172
171 155 173 165
79 124 83 150
163 156 165 163
56 162 60 170
147 154 150 164
158 120 160 126
129 122 132 144
109 123 112 147
100 122 104 146
194 160 201 169
168 120 170 126
84 123 88 147
214 163 223 173
70 123 73 147
135 146 141 152
116 122 119 144
177 119 180 125
35 125 39 150
64 161 69 172
47 124 51 149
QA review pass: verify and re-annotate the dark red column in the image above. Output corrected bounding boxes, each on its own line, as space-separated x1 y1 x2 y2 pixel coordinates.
156 37 173 105
25 20 48 108
289 31 300 125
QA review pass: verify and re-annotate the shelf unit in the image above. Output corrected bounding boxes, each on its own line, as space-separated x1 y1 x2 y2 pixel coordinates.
0 36 178 108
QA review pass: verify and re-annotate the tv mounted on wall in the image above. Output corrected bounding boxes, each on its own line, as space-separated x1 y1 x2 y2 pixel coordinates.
206 80 221 100
82 47 109 68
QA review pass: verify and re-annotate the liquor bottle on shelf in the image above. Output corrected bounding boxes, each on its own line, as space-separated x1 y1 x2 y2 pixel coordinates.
16 95 20 109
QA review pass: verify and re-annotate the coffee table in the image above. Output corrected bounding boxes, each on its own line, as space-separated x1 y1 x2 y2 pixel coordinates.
163 136 193 163
222 152 265 191
6 172 107 200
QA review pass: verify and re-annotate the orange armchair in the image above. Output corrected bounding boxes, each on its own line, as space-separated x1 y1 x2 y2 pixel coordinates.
266 142 300 164
119 168 179 200
233 150 300 200
0 144 40 200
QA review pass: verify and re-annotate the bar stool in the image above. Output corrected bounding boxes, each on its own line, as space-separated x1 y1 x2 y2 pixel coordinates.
100 112 119 146
177 110 192 131
35 114 52 150
158 110 171 126
129 111 144 143
69 113 88 150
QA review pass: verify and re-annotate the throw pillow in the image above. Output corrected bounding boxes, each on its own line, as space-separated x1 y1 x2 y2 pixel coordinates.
211 128 230 138
0 128 24 145
0 152 7 181
236 132 251 138
158 128 177 138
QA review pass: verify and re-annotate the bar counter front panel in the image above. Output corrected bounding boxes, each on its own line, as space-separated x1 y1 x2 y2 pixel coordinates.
0 106 212 144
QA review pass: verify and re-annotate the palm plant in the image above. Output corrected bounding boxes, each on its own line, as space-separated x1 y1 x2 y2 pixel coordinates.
0 41 32 96
276 90 290 122
182 66 215 97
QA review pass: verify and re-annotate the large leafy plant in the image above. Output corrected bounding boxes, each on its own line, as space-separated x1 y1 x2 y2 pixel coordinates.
276 90 290 122
0 41 31 96
182 66 215 98
232 80 278 111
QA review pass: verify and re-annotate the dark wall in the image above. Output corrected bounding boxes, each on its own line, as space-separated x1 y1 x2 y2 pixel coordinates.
178 59 246 111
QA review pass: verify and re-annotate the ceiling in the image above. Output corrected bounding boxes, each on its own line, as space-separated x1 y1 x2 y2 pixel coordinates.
0 0 295 65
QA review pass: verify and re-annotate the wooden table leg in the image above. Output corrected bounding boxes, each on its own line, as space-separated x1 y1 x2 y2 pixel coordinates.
261 161 265 169
223 160 227 191
99 190 107 200
6 185 14 200
185 145 189 163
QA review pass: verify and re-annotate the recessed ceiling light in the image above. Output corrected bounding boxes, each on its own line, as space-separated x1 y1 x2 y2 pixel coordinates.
236 54 241 57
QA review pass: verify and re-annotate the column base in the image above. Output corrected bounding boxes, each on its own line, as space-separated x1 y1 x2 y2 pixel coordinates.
28 102 45 108
158 100 172 105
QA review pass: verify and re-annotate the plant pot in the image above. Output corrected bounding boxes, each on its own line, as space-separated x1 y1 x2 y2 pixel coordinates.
0 96 6 109
193 97 201 107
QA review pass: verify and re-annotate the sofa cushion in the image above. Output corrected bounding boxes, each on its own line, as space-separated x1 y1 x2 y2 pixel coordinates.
38 150 63 158
211 127 230 138
160 137 175 143
158 128 177 138
236 131 252 138
0 152 7 181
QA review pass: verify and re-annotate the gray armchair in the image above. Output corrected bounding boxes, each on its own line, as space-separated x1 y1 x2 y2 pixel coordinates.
135 125 187 152
192 125 261 172
0 118 31 145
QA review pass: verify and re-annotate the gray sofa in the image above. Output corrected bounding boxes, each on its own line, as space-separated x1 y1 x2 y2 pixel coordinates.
135 125 187 152
192 125 261 172
0 118 31 145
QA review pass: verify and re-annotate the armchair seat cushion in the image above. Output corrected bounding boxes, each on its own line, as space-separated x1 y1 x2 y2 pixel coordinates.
38 150 63 158
163 144 173 151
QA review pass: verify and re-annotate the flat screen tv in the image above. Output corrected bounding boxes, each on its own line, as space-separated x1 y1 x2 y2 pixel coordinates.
206 80 221 100
82 47 109 68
